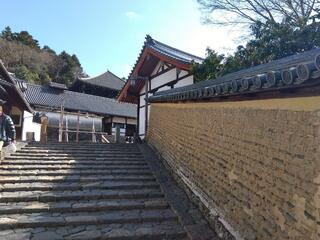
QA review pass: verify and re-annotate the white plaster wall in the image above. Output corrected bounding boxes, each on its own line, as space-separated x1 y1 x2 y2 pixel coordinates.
127 118 137 125
151 62 170 76
150 68 177 90
139 94 146 107
137 65 194 140
139 106 145 137
174 75 194 88
111 117 136 125
140 84 146 94
22 111 41 141
112 116 126 124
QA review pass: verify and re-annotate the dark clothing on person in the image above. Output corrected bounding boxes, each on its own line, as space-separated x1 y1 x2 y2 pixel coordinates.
0 114 16 144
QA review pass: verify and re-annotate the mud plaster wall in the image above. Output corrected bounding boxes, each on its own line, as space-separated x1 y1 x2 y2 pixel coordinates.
147 97 320 240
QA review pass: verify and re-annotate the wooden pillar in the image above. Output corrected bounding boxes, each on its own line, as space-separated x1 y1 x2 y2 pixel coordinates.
58 108 64 142
76 111 80 142
40 115 48 144
65 115 69 142
136 95 140 139
92 118 96 143
144 77 149 138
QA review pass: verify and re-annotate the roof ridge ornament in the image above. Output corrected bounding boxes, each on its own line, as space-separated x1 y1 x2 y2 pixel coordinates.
145 35 154 45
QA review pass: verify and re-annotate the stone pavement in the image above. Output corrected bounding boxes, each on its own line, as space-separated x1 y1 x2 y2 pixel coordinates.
0 142 217 240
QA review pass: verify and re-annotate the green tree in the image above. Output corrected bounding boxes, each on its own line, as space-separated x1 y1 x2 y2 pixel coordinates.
0 26 85 86
192 48 224 82
14 65 39 83
15 31 40 49
1 26 14 41
193 0 320 81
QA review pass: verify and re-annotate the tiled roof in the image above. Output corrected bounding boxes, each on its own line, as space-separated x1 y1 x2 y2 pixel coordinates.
49 82 68 90
76 71 125 90
128 35 203 80
0 61 33 112
147 36 204 64
24 83 136 118
117 35 203 102
149 48 320 103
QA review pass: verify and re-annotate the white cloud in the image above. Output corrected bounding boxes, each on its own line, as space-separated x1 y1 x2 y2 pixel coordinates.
125 11 140 19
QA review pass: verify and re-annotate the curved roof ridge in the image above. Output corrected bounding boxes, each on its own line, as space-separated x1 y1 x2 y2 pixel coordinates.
78 70 110 81
149 36 204 62
75 70 124 91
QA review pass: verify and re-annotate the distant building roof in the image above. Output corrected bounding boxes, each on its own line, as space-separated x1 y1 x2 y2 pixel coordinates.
24 83 136 118
48 82 68 90
73 71 125 91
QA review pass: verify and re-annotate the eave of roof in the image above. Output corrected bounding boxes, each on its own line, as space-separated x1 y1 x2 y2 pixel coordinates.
72 71 125 91
25 83 137 118
149 48 320 103
0 60 33 113
117 35 204 102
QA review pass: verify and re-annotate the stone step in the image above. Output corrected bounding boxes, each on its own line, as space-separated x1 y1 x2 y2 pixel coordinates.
20 147 139 151
0 175 156 184
0 220 187 240
20 148 140 152
0 169 153 176
0 181 159 192
5 156 145 160
0 165 150 171
0 188 164 203
23 145 138 150
12 152 143 157
0 209 179 230
0 198 168 214
28 142 134 146
2 158 146 163
0 160 147 166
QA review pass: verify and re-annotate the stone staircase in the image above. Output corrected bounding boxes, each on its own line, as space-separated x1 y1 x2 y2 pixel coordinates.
0 142 190 240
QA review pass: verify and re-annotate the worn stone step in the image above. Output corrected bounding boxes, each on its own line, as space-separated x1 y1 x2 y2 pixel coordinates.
0 188 164 203
23 145 138 150
5 156 145 160
22 146 139 150
28 142 134 146
0 160 147 166
19 148 140 152
0 198 168 214
0 181 159 192
11 152 143 157
0 220 187 240
0 175 156 184
0 209 178 230
0 165 149 171
0 169 153 176
2 158 146 163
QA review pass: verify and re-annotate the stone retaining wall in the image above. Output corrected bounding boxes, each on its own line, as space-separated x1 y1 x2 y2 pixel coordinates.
147 96 320 240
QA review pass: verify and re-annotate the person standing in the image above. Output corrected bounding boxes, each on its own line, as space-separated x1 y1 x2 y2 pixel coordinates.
0 101 16 152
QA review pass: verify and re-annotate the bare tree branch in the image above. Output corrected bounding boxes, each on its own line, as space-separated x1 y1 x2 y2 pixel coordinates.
197 0 320 27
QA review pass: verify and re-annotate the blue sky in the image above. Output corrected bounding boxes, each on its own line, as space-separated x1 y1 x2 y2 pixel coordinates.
1 0 241 78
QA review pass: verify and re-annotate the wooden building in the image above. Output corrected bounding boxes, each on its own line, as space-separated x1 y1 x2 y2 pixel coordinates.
21 82 136 142
69 71 125 98
117 35 203 139
0 60 33 140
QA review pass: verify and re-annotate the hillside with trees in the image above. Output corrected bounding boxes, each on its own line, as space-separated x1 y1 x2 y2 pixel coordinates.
0 26 86 86
193 0 320 82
